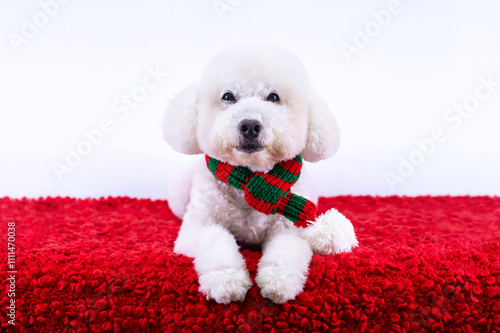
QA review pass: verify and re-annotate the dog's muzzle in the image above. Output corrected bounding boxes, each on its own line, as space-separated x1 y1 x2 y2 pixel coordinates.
236 119 263 154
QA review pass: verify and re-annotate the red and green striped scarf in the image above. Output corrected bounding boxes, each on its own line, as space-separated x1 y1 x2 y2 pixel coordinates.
205 155 317 228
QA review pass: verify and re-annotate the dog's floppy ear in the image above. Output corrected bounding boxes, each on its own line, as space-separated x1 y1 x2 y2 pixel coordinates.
163 85 202 155
301 95 340 162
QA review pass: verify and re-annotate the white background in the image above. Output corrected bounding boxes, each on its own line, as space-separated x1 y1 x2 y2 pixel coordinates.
1 0 499 199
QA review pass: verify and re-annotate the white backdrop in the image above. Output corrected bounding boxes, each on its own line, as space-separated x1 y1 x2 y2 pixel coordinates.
1 0 499 199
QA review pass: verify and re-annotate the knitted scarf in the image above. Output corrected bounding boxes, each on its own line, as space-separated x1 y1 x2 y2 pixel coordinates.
205 155 317 228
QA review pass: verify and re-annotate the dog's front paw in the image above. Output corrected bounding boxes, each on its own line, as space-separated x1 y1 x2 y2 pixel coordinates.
198 268 252 304
256 266 307 304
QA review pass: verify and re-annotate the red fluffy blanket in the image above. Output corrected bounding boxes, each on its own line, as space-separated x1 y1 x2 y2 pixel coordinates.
1 196 499 332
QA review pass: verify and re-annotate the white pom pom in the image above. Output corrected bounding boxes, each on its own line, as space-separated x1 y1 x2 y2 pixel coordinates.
303 209 358 255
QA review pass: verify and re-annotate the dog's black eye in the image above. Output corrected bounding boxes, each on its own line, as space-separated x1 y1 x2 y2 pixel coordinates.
266 93 280 103
222 92 236 102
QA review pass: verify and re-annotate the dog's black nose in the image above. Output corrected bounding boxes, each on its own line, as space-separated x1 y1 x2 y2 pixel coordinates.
238 119 262 139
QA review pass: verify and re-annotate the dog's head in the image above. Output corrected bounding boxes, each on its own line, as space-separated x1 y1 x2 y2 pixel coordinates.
163 45 340 172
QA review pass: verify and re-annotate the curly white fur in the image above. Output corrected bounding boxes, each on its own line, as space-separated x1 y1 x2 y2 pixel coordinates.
163 44 358 304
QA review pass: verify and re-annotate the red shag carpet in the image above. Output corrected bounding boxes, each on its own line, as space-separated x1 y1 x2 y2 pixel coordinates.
1 196 500 332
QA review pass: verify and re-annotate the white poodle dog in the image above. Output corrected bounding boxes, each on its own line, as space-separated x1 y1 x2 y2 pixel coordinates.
163 45 357 304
